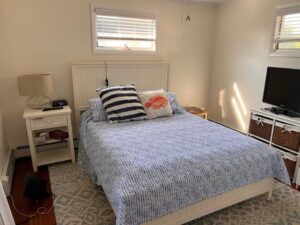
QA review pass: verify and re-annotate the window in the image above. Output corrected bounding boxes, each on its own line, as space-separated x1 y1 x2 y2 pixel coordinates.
92 8 157 53
273 6 300 52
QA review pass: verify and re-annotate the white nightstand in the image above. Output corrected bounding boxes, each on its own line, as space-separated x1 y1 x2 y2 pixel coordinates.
184 107 208 119
23 106 75 172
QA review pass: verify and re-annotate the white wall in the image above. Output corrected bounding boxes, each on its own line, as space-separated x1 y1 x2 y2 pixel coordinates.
0 0 216 147
208 0 300 132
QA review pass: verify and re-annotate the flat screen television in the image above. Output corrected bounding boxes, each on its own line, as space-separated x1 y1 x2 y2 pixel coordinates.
263 67 300 117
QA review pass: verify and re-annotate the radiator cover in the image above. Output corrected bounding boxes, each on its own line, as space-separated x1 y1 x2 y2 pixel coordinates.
1 149 15 196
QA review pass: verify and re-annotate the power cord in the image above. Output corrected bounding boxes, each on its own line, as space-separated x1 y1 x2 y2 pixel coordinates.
8 194 55 218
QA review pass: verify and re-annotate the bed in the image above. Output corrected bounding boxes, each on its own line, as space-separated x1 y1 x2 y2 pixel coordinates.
72 62 290 225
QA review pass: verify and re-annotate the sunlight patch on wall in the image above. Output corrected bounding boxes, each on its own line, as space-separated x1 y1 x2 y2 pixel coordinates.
218 89 226 118
231 97 246 131
233 82 247 116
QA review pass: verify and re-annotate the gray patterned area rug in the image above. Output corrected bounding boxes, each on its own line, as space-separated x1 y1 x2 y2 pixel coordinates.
49 163 300 225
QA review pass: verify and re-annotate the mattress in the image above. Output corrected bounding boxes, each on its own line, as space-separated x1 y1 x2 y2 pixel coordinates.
78 111 290 225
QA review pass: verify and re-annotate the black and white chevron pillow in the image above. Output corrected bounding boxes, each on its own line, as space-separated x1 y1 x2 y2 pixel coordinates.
97 84 148 123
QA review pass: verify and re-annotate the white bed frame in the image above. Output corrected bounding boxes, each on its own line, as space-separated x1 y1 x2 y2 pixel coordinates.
72 61 169 131
71 61 274 225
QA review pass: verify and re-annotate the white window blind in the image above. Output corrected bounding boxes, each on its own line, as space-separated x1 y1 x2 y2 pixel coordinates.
274 7 300 51
94 9 157 52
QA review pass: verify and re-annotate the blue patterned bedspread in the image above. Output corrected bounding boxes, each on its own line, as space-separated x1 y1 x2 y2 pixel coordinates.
78 111 290 225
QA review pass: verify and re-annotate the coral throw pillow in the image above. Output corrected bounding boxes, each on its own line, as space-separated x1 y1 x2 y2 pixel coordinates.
138 89 173 119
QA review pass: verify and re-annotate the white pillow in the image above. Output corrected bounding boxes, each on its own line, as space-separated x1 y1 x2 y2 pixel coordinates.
138 89 173 119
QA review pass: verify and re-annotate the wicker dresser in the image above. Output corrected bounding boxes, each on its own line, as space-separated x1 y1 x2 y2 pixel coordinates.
248 108 300 183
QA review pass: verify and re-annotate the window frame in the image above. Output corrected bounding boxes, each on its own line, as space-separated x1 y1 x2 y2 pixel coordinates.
91 5 159 55
269 3 300 57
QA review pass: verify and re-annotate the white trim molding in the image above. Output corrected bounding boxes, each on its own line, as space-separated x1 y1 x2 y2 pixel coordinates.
269 3 300 58
0 183 15 225
90 4 159 55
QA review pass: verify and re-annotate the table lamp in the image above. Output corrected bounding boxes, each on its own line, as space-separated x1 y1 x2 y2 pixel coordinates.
18 74 53 109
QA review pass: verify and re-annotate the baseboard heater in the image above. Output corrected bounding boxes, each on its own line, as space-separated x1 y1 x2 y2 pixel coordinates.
1 149 15 196
15 137 78 157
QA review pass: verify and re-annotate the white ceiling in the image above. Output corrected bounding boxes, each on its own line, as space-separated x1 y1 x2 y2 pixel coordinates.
174 0 224 4
191 0 224 3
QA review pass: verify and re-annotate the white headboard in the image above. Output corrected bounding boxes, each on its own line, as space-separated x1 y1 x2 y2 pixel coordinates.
72 62 170 129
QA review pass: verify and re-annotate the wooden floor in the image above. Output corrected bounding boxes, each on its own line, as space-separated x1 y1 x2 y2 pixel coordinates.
8 157 56 225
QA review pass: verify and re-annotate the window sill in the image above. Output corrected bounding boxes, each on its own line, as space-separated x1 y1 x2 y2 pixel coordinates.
93 49 158 55
269 50 300 58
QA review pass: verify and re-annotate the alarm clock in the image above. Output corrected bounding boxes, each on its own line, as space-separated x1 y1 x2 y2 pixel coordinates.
52 99 68 107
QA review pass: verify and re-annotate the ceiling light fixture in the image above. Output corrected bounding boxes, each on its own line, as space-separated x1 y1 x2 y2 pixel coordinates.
186 0 191 21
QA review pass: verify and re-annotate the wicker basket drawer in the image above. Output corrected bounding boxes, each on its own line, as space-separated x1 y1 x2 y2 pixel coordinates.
249 115 273 141
283 157 296 178
273 122 300 152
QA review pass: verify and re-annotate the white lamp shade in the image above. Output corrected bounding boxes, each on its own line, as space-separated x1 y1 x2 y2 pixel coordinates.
18 74 53 97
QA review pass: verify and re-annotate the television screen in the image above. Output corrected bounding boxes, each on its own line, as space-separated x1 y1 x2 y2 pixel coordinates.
263 67 300 114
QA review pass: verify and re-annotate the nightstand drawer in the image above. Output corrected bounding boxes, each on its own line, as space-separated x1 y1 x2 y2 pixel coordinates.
30 115 67 130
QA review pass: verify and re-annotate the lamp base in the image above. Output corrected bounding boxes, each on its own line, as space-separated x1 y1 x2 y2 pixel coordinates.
27 95 51 109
